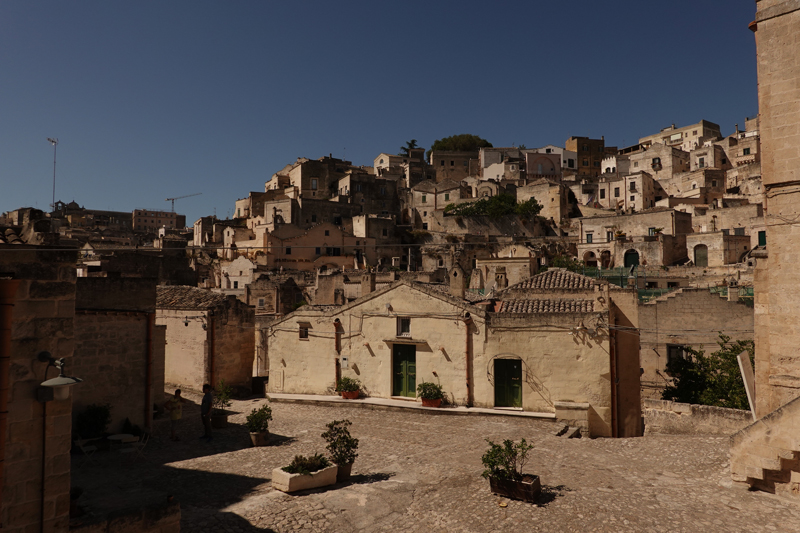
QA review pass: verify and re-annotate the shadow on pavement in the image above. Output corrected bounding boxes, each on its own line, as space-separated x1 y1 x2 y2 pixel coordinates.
537 484 572 506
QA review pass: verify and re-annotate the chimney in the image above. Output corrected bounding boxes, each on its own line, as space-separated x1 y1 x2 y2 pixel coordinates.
449 265 465 299
361 272 376 295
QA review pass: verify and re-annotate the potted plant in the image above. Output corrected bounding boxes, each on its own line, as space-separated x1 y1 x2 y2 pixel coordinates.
336 376 361 399
272 453 337 493
322 419 359 482
481 438 541 503
245 404 272 447
416 381 444 408
211 380 232 429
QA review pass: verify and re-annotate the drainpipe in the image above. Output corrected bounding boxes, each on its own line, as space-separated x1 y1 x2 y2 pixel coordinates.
208 313 216 386
463 313 473 407
609 318 618 438
144 313 154 430
333 318 342 386
0 280 20 528
40 401 47 533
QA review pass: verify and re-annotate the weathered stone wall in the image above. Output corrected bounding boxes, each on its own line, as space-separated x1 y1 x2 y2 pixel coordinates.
70 501 180 533
753 0 800 417
267 281 638 437
643 399 752 435
1 248 77 533
158 310 209 393
72 313 151 433
638 288 754 399
213 299 255 391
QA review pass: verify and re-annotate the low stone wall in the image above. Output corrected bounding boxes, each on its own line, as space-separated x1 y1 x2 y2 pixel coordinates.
643 399 753 436
71 502 180 533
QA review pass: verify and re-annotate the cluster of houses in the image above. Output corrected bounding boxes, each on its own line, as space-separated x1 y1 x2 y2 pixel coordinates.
0 117 768 530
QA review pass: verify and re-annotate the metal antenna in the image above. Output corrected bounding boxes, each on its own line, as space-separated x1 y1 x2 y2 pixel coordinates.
47 138 58 211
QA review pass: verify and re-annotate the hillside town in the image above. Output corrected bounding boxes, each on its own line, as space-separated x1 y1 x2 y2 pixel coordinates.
3 1 800 531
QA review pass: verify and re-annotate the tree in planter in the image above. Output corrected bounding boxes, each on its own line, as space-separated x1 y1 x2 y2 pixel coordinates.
213 380 232 415
246 404 273 446
481 438 534 481
322 419 359 481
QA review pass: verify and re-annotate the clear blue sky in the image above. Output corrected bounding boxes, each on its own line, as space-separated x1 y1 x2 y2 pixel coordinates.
1 1 759 224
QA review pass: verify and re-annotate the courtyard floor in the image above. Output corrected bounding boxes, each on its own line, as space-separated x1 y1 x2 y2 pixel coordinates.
72 391 800 532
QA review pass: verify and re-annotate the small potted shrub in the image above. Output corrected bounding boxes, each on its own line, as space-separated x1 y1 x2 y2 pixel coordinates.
481 438 540 502
336 376 361 399
322 420 359 482
246 404 272 447
416 381 444 408
212 380 232 429
272 453 337 493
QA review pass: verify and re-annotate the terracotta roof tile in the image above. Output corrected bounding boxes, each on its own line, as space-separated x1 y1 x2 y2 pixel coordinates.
499 298 594 314
156 285 228 310
505 269 596 291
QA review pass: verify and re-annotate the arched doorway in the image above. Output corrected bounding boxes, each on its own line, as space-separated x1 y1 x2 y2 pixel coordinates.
600 250 612 269
583 251 597 267
694 244 708 267
624 249 640 268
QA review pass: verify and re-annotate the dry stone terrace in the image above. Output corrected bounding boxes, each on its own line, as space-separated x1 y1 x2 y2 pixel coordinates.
72 391 800 533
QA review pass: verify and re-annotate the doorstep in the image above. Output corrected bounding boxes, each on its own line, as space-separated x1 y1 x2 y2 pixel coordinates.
266 393 556 420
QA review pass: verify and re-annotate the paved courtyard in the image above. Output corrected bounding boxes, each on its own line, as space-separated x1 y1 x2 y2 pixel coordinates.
72 392 800 532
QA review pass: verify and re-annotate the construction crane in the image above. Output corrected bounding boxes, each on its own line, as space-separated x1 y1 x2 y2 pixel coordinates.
165 193 202 212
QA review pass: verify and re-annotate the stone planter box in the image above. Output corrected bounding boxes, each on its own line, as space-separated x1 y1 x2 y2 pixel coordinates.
488 474 541 503
250 431 269 447
272 465 338 493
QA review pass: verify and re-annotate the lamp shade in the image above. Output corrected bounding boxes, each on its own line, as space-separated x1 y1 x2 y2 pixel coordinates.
41 375 83 400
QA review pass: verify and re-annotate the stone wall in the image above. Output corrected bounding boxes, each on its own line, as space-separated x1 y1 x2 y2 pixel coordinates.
643 399 752 436
753 0 800 417
1 247 78 533
638 288 754 399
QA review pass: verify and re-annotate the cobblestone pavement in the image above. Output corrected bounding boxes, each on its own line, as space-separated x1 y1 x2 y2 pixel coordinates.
72 392 800 532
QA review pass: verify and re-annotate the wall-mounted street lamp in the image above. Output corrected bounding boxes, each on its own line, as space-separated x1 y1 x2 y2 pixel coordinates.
184 316 208 330
36 351 83 402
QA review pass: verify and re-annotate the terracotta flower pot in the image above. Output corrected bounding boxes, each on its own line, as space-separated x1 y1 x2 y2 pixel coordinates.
336 462 353 482
249 431 270 447
421 398 442 408
341 390 359 399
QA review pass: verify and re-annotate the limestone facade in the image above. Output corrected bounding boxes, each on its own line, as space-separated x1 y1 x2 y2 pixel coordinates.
1 248 77 533
72 277 165 434
637 288 754 400
266 272 641 438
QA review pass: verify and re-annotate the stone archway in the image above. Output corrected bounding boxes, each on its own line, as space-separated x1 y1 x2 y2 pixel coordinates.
624 249 640 268
600 250 612 269
583 251 598 267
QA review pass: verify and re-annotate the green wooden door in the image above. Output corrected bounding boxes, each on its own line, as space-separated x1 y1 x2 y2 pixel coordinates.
392 344 416 398
494 359 522 408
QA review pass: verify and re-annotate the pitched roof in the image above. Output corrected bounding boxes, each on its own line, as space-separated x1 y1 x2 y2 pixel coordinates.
156 285 228 310
504 269 596 291
498 298 594 314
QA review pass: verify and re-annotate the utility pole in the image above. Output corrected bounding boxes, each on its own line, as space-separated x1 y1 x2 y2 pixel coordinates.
47 138 58 212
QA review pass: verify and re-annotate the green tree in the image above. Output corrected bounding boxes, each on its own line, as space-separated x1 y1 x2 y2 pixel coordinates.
400 139 419 156
427 134 492 160
443 194 541 220
661 334 754 410
538 255 584 274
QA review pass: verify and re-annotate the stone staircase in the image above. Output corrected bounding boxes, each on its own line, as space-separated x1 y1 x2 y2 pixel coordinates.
642 287 684 305
730 394 800 495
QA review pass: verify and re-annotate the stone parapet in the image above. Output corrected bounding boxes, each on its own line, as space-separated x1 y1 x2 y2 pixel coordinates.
643 399 752 436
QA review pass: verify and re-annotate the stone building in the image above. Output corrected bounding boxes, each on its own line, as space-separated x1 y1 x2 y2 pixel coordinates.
266 270 641 438
156 286 255 392
71 277 165 434
730 0 800 496
638 120 722 153
1 246 78 532
428 150 478 182
565 136 615 177
638 288 754 400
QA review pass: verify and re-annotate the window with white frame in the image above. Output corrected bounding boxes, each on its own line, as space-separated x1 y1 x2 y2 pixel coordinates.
397 318 411 337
